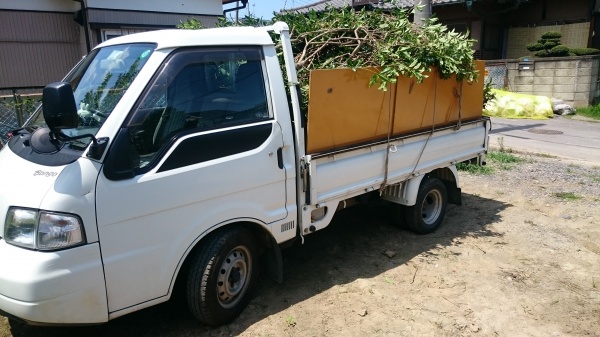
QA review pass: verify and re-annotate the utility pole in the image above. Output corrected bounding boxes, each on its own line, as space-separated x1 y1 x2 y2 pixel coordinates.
413 0 432 27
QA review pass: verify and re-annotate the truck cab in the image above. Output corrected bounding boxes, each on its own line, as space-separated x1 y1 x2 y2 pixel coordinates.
0 24 300 326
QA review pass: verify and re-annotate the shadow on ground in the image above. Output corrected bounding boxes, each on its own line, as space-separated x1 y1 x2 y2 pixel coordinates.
7 192 509 337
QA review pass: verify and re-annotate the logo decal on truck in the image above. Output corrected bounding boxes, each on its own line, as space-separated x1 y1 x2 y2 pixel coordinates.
33 170 58 177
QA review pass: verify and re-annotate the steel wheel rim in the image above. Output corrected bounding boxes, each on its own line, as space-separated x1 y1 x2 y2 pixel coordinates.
216 245 251 309
420 189 443 225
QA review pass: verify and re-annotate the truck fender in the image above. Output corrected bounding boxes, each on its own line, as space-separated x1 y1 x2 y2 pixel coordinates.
401 165 461 206
403 175 426 206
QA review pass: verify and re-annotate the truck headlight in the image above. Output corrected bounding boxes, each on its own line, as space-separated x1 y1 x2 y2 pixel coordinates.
4 208 85 251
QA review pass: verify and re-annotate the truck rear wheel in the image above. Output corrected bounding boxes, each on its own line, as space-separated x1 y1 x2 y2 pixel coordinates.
186 227 258 326
405 177 447 234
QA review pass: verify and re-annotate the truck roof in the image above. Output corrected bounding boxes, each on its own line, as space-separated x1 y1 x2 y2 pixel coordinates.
96 26 275 50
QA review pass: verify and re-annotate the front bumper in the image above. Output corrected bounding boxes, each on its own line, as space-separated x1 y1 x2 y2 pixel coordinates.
0 241 107 325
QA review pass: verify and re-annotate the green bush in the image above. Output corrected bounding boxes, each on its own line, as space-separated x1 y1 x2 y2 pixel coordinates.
526 43 543 51
550 45 570 56
541 31 562 39
534 50 549 57
543 41 558 49
570 48 600 56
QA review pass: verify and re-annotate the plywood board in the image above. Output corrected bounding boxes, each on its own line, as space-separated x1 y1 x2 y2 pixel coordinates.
306 61 484 154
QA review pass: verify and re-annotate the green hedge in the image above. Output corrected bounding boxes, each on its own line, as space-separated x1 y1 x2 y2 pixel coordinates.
570 48 600 56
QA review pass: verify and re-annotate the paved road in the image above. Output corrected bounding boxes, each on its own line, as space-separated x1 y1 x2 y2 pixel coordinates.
488 116 600 165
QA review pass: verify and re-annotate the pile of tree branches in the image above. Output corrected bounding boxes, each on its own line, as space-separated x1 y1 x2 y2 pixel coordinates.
273 7 478 91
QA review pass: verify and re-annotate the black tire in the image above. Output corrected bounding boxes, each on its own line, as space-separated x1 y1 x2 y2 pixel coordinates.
405 177 448 234
187 227 258 326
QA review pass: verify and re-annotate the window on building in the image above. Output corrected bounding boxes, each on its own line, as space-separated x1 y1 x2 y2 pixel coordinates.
101 29 150 42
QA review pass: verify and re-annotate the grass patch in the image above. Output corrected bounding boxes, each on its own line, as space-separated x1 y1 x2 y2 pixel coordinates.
457 150 524 174
574 104 600 120
488 150 525 170
553 192 582 201
457 161 494 174
488 151 524 164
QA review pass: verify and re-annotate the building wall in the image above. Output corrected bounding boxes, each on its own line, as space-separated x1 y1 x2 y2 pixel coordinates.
86 0 222 16
0 0 221 15
0 0 223 88
0 0 77 12
506 22 591 59
0 10 83 88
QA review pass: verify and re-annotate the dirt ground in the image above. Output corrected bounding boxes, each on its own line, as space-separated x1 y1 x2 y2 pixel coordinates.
3 153 600 337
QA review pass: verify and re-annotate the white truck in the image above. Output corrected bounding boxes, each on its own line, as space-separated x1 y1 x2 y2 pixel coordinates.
0 22 489 326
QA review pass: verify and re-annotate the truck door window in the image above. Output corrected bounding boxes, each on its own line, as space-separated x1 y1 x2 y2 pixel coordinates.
127 47 271 171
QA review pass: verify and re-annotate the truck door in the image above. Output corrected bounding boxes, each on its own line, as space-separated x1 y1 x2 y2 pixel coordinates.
95 47 290 313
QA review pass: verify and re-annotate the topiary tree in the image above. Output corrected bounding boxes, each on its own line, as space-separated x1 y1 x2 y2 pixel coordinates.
526 31 600 57
526 31 567 57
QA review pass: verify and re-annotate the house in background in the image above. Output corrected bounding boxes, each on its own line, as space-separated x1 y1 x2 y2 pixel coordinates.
286 0 598 60
0 0 243 88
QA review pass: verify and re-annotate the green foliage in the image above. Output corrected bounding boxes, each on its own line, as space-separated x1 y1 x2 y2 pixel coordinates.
573 104 600 120
176 17 204 29
541 31 562 39
456 161 493 174
550 45 570 56
526 31 597 58
483 78 495 107
526 43 543 51
527 31 571 58
274 8 478 93
487 151 523 164
570 48 600 56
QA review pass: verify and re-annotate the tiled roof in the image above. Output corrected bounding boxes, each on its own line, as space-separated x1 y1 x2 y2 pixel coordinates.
284 0 464 13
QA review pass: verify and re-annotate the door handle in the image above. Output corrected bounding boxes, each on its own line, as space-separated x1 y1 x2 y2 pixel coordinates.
277 147 284 169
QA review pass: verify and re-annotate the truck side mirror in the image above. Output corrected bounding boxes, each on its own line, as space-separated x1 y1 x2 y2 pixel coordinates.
43 82 79 133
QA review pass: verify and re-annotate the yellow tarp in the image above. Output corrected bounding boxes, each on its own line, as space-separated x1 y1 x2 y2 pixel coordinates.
483 89 553 120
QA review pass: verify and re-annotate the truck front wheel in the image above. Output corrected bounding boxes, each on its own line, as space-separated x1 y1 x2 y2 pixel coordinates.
405 177 448 234
186 227 258 326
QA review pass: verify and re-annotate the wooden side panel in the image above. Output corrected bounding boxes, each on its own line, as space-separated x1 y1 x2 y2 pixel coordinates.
306 61 484 154
306 68 392 154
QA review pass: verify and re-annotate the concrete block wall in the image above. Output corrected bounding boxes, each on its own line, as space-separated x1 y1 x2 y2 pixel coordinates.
506 22 590 59
488 56 600 107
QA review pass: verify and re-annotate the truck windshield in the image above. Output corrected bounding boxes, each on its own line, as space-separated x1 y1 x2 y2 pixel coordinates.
28 43 155 147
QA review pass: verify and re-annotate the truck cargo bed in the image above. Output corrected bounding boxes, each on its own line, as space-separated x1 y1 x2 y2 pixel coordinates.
305 117 489 207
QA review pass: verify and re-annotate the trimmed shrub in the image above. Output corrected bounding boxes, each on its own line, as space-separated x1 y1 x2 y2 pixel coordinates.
534 50 549 57
526 43 544 51
541 31 562 39
570 48 600 56
550 45 570 56
543 41 558 49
